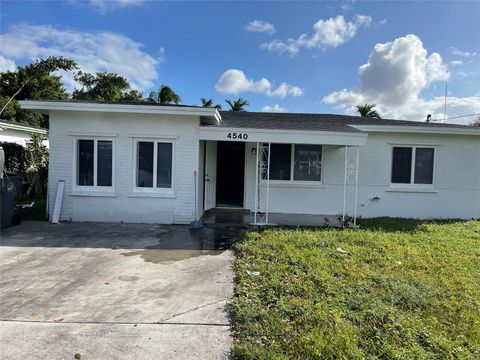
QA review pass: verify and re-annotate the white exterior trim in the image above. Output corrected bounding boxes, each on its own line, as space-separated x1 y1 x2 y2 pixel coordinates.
70 132 118 138
351 124 480 136
19 100 221 123
199 126 368 146
0 120 47 135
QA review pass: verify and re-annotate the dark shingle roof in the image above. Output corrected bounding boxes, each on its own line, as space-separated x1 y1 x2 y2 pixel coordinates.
25 99 202 109
204 111 477 133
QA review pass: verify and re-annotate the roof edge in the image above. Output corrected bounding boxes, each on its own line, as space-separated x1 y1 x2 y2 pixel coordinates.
351 124 480 136
0 120 48 134
19 100 221 122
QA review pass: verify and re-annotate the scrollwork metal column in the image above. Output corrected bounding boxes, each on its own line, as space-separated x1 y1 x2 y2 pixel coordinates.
342 145 359 227
254 142 270 225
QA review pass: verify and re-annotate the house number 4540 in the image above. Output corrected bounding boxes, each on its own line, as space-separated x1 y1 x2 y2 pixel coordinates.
226 132 248 140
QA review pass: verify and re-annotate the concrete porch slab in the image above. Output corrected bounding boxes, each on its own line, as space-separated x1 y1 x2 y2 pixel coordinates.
203 209 341 227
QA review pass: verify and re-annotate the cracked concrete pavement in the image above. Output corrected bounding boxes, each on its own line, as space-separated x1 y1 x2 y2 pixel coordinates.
0 221 236 359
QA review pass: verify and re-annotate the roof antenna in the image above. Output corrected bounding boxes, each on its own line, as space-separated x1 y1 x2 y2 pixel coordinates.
443 82 448 123
426 114 432 123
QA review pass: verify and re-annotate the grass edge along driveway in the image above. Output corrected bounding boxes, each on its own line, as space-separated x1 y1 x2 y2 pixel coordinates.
231 219 480 359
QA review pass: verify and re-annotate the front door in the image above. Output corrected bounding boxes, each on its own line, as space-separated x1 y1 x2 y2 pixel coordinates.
216 141 245 207
204 141 217 210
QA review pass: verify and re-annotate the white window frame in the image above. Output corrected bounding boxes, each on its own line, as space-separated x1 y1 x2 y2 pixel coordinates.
73 137 115 192
390 145 436 188
269 144 323 185
133 138 175 194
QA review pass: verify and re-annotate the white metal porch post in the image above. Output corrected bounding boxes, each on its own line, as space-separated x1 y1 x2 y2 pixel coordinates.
254 142 259 224
342 145 360 227
254 142 271 225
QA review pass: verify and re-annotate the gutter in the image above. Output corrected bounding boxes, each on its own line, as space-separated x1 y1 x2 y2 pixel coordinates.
350 124 480 136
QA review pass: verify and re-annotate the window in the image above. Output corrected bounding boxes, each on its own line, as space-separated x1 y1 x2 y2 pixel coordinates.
136 140 173 189
414 148 434 184
294 145 322 181
391 146 434 185
77 139 113 187
269 144 291 180
268 144 322 182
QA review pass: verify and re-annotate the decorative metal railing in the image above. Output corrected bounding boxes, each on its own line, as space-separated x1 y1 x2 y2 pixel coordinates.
254 142 271 225
342 145 359 227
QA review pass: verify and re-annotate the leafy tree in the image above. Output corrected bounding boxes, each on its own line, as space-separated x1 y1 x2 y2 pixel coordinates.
470 116 480 127
0 56 77 100
24 133 49 198
356 103 382 119
147 85 181 104
225 98 249 111
200 97 221 109
72 71 142 102
0 56 77 127
0 142 27 174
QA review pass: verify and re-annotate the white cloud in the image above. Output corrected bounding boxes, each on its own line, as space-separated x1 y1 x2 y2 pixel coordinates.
261 15 372 56
0 55 16 72
450 60 463 66
450 47 477 58
262 104 286 113
244 20 275 35
0 24 160 90
215 69 271 94
215 69 303 98
266 82 304 98
322 34 480 124
88 0 145 13
426 52 450 83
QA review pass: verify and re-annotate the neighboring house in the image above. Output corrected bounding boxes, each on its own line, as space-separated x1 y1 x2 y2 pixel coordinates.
20 100 480 224
0 119 49 148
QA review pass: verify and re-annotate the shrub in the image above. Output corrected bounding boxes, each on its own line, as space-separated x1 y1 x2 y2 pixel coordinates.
0 141 27 174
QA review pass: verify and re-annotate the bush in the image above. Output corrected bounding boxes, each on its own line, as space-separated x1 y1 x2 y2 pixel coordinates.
0 141 27 174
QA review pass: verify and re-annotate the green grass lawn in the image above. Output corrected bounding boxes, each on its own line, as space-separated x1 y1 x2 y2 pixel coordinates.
231 219 480 359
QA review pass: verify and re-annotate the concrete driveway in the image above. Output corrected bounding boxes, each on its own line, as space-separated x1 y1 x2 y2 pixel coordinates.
0 221 238 359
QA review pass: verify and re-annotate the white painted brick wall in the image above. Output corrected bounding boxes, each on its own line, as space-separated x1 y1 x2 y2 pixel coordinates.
243 133 480 219
48 110 200 224
48 110 480 223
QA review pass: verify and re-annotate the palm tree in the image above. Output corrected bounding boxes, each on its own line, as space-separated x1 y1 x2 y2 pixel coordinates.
200 98 221 109
356 103 381 119
225 98 249 111
147 85 181 104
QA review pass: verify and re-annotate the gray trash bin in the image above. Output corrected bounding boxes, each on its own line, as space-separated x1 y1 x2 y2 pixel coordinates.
1 174 22 228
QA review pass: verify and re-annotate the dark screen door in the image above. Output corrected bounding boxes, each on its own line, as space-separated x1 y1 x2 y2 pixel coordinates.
216 141 245 207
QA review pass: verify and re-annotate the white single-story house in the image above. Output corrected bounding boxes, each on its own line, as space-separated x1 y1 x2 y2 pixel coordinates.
0 119 49 148
20 100 480 224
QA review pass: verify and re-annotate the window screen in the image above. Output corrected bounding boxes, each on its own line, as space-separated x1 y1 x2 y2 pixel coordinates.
391 147 412 183
78 140 94 186
269 144 291 180
294 145 322 181
137 141 154 187
157 143 173 188
97 141 112 186
414 148 434 184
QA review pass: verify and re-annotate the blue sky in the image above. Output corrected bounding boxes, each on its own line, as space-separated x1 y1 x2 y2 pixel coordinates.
1 0 479 123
